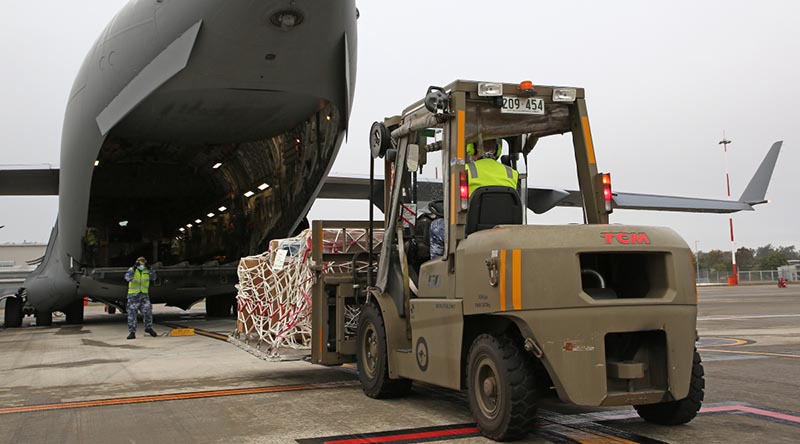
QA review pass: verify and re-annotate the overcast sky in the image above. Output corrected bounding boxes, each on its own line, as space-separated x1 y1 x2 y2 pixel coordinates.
1 0 797 253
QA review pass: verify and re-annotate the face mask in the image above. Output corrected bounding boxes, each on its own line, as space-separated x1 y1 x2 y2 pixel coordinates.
138 265 145 271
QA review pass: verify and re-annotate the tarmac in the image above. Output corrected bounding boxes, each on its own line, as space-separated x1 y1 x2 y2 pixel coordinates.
1 285 799 444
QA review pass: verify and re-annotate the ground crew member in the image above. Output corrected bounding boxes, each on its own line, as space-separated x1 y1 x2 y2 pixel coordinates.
430 139 519 258
124 256 158 339
85 227 98 268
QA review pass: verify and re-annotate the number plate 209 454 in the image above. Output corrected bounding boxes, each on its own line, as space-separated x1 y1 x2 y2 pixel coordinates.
501 96 545 115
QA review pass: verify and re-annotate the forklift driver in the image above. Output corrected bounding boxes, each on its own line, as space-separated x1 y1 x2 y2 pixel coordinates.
429 139 519 258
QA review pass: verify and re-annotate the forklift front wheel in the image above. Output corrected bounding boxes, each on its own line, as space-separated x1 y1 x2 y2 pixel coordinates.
634 348 705 425
467 334 538 441
356 303 412 399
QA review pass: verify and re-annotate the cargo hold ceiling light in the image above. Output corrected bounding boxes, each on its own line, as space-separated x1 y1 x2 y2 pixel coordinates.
212 162 222 169
258 183 270 191
218 206 227 212
179 228 185 233
244 191 255 198
186 223 193 228
195 219 202 224
118 220 128 227
94 160 100 167
207 213 215 218
270 9 304 29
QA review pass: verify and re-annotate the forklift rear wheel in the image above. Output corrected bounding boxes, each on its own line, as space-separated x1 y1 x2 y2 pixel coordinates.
35 310 53 327
635 349 705 425
467 334 537 441
357 303 412 398
3 297 24 328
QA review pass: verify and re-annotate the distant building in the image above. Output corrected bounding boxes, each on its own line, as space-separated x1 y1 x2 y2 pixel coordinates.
779 260 800 281
1 244 45 305
0 243 46 268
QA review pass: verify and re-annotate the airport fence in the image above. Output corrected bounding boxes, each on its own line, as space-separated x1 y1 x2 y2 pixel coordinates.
697 269 789 284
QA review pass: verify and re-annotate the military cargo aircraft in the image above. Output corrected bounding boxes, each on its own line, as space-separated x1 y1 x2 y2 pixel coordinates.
1 0 358 326
0 0 782 329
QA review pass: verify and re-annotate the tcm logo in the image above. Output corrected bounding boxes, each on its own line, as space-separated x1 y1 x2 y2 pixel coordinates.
601 232 651 245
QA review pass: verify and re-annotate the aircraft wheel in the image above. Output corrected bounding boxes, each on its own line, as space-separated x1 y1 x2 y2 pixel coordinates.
467 334 537 441
35 310 53 327
635 349 705 425
357 303 412 398
4 297 24 328
64 299 85 325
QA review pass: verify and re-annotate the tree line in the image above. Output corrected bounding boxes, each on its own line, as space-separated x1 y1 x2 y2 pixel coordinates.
697 244 799 272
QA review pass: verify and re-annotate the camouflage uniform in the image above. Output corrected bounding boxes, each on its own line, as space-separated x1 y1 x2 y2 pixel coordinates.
430 218 445 259
125 266 157 333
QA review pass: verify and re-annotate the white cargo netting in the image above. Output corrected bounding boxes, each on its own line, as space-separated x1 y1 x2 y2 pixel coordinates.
230 228 382 360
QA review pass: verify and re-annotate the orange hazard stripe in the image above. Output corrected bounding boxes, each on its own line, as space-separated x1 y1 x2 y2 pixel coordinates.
0 381 359 415
512 249 522 310
499 250 507 311
457 110 465 160
581 115 596 165
450 172 456 223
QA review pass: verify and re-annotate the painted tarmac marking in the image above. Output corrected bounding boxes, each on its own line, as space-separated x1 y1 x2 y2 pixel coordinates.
698 348 800 359
699 404 800 427
295 424 481 444
696 337 751 347
577 402 800 427
299 402 800 444
700 354 766 362
0 380 359 415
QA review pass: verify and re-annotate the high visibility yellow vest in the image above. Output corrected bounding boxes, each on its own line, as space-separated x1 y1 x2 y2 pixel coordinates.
466 158 519 196
128 268 151 295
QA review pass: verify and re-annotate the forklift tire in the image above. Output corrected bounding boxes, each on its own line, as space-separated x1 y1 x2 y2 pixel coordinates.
3 297 24 328
35 310 53 327
356 303 412 399
635 349 705 425
467 334 538 441
107 305 117 315
64 299 85 325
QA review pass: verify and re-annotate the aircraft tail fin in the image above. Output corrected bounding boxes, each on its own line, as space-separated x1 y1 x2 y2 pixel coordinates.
738 141 783 205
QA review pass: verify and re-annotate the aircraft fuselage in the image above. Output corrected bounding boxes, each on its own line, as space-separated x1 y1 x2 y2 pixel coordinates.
24 0 357 313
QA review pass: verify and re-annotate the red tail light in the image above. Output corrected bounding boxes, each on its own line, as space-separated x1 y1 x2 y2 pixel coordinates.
601 173 613 213
460 171 469 210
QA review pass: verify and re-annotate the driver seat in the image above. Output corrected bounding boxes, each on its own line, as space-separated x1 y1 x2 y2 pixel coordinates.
466 186 523 235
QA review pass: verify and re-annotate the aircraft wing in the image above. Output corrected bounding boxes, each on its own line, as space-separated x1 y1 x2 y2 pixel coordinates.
322 141 782 215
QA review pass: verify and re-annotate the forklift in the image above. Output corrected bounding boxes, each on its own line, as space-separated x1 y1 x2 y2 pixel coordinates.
310 80 704 441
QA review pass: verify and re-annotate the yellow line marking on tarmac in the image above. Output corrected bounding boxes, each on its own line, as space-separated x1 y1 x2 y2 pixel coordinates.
0 380 360 415
701 337 749 347
698 348 800 359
